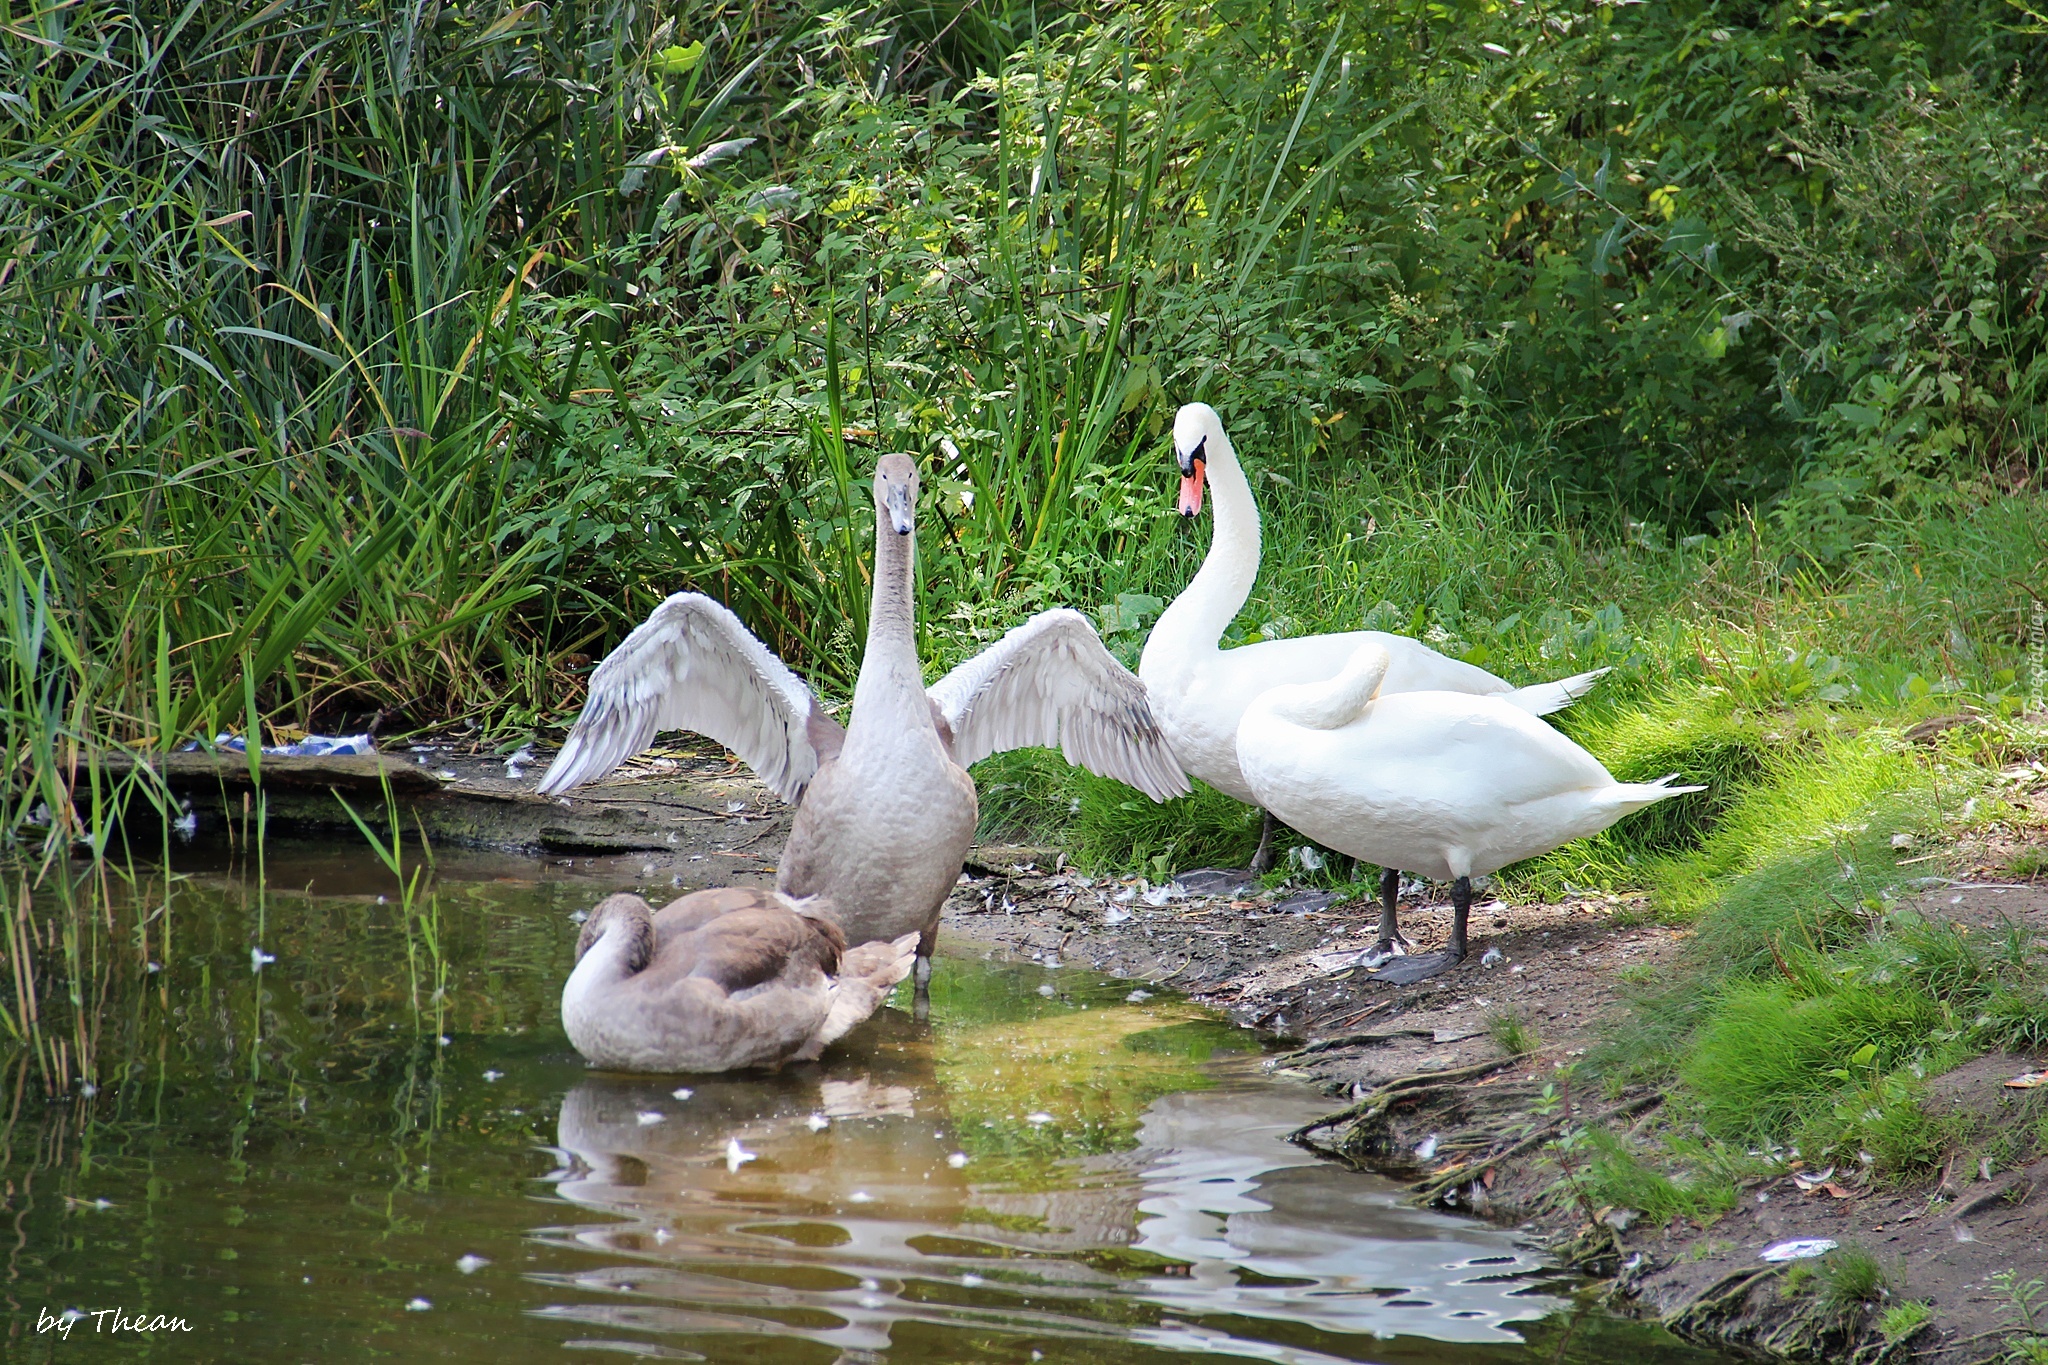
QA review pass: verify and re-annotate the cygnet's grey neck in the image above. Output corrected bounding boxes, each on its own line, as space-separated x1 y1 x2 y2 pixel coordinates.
846 505 929 750
566 907 650 1000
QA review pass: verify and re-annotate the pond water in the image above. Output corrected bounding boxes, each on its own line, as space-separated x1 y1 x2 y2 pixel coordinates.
2 844 1728 1363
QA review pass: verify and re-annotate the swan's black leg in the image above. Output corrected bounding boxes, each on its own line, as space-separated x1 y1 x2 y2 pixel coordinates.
1361 875 1471 986
1248 809 1276 874
912 927 936 1021
1371 865 1408 958
1446 875 1471 961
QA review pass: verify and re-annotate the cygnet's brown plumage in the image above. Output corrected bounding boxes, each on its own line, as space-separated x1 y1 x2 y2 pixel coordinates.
562 888 917 1073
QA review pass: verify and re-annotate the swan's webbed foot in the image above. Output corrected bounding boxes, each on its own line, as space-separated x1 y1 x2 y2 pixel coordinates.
1353 935 1409 969
1360 944 1464 985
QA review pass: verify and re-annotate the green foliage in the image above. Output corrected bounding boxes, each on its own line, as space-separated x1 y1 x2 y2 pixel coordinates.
1066 773 1263 876
2001 1273 2048 1364
10 0 2047 773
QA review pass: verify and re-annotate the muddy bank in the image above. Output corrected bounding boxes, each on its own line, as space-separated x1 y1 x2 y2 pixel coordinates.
939 854 2048 1364
98 738 791 868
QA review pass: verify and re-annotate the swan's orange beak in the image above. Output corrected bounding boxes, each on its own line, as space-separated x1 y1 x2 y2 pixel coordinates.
1177 457 1206 517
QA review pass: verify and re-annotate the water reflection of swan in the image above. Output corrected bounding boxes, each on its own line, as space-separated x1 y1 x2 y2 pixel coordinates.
531 1058 1559 1363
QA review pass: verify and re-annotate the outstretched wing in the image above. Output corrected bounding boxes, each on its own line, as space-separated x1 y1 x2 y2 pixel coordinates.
927 608 1190 802
537 592 838 802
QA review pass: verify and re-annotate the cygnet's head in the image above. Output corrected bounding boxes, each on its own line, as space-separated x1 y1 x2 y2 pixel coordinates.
1172 403 1224 517
575 893 655 971
873 454 918 535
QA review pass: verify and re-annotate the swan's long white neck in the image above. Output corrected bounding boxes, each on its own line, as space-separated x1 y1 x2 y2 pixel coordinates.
1141 423 1259 684
844 504 931 760
1260 644 1390 731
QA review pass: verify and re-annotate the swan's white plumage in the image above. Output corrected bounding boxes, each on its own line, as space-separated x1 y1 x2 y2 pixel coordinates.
928 608 1191 802
1237 641 1701 882
1140 403 1609 805
537 592 825 803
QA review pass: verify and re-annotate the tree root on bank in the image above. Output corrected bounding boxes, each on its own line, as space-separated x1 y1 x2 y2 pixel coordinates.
1290 1062 1922 1365
1286 1058 1514 1145
1658 1264 1922 1364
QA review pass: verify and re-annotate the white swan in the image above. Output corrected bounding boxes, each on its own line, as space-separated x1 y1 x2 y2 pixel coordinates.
538 454 1188 998
562 887 918 1072
1237 639 1701 983
1139 403 1609 869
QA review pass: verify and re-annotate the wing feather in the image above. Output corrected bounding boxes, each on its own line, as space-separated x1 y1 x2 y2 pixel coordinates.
927 609 1190 802
536 592 831 802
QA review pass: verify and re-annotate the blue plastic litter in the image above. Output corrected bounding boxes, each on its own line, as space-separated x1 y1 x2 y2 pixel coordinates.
181 733 376 757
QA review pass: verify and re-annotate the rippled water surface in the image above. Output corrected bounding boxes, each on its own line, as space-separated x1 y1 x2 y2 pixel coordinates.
3 845 1729 1363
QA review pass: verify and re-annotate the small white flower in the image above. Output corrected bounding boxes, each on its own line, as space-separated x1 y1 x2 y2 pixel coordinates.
1025 1111 1053 1125
637 1111 665 1126
250 947 275 971
406 1298 432 1311
455 1254 489 1274
806 1114 830 1132
483 1070 503 1082
672 1087 694 1101
947 1152 969 1169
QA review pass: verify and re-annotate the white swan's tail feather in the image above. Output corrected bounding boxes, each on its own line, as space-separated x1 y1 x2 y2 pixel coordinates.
813 932 921 1048
1504 666 1611 717
1598 772 1706 816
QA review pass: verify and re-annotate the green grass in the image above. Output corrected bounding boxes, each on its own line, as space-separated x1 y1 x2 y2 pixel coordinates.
1579 1129 1742 1227
1818 1246 1894 1319
1487 1010 1540 1058
1879 1300 1933 1344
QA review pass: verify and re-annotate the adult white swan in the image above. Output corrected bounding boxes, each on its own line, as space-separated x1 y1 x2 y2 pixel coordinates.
1139 403 1610 870
1238 640 1701 983
539 454 1188 998
562 887 918 1072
